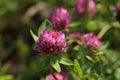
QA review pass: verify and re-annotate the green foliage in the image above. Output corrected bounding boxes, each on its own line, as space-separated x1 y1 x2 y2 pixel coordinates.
0 0 120 80
50 55 61 72
0 0 18 18
74 59 83 79
30 19 52 41
51 60 61 72
87 21 97 31
0 75 14 80
91 62 102 75
83 73 100 80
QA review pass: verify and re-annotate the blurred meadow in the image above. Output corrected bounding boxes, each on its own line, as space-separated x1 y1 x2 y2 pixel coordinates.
0 0 120 80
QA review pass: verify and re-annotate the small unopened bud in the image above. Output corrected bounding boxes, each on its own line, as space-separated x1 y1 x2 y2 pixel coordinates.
88 0 96 17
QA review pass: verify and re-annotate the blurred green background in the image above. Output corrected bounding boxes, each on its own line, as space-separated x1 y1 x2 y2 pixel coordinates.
0 0 120 80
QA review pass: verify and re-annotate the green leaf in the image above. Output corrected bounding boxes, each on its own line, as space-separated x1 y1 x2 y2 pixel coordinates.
74 59 83 79
91 62 102 75
38 19 51 35
50 55 61 72
46 20 52 29
51 61 61 72
63 29 69 36
73 45 81 51
30 29 38 41
38 20 46 35
37 57 50 72
59 57 74 65
85 55 95 63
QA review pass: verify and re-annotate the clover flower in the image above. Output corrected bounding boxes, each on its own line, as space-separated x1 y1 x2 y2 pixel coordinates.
75 0 86 17
75 0 96 17
36 29 67 54
49 7 71 31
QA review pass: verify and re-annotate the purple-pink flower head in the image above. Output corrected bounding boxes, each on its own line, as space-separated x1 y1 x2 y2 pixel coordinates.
36 29 67 54
49 7 71 31
115 2 120 21
75 0 96 17
47 72 68 80
80 32 101 49
88 0 96 15
115 2 120 14
75 0 86 17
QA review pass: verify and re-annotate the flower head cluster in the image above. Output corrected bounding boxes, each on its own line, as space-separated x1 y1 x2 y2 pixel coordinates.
36 29 67 54
49 7 71 31
75 0 96 17
68 32 101 49
115 2 120 21
47 72 67 80
80 32 101 49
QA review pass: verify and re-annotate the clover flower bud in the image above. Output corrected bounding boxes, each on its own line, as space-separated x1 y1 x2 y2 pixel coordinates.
75 0 86 17
80 32 101 49
115 2 120 14
47 72 67 80
115 2 120 22
49 7 71 31
75 0 96 17
88 0 96 17
36 29 67 54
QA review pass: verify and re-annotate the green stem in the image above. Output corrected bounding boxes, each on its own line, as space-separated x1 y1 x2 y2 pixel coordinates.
97 25 111 39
